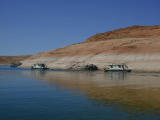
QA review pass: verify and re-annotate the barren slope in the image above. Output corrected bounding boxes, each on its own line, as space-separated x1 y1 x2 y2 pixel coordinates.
29 37 160 59
28 25 160 59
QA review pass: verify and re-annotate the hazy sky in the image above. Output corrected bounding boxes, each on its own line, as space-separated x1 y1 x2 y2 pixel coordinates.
0 0 160 56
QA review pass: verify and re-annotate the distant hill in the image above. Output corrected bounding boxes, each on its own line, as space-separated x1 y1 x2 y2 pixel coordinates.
0 55 31 65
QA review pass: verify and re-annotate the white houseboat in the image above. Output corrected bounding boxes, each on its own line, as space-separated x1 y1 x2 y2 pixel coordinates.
104 64 131 72
31 63 48 70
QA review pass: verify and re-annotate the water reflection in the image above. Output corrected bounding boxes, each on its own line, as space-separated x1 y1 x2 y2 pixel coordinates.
25 71 160 116
105 72 128 80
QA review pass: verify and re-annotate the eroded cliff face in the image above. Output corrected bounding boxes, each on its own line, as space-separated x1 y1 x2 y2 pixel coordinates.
21 25 160 72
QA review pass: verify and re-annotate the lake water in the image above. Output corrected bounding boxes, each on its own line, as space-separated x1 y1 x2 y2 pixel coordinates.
0 65 160 120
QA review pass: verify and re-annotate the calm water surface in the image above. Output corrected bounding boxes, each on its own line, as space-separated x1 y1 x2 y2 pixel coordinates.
0 65 160 120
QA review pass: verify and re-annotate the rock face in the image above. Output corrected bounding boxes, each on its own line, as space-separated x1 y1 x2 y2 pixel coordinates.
21 25 160 72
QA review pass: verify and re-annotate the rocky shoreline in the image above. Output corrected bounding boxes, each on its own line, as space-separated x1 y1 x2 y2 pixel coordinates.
21 54 160 72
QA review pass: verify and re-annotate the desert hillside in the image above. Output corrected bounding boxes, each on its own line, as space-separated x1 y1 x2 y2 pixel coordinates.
87 25 160 42
28 25 160 58
22 25 160 72
0 55 31 65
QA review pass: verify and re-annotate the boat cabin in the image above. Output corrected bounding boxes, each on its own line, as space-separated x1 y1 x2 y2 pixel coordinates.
104 64 131 72
31 63 48 70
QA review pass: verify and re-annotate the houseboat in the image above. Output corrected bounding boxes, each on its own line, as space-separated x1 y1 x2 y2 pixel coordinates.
31 63 48 70
104 64 131 72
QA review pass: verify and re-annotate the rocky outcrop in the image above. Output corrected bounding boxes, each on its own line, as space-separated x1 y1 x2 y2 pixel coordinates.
84 64 98 71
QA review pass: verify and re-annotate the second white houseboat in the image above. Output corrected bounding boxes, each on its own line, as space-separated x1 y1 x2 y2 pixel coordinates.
104 64 131 72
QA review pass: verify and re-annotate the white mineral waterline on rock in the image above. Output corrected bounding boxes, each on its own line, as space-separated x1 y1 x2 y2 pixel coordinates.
21 54 160 72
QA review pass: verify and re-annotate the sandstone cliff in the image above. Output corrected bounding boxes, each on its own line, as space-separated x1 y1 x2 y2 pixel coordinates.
21 25 160 72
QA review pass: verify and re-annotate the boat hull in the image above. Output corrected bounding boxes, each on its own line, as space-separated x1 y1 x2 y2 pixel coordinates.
104 69 131 72
31 67 49 70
